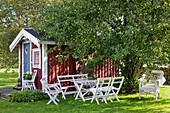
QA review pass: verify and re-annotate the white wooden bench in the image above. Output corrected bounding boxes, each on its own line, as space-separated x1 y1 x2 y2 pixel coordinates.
57 74 88 99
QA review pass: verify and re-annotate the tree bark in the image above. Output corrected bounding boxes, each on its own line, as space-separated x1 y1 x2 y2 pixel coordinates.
132 59 140 78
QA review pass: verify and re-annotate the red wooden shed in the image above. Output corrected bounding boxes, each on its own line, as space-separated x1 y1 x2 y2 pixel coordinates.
9 28 118 90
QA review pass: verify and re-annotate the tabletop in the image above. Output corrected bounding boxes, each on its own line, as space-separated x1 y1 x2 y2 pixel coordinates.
73 79 97 84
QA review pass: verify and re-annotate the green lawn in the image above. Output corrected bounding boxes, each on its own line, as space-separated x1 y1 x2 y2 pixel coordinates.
0 70 170 113
0 69 18 88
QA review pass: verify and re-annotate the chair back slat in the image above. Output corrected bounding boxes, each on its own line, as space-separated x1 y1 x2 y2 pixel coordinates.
40 77 62 105
110 76 124 94
22 70 37 90
40 77 48 89
32 70 37 81
57 74 88 95
95 77 111 95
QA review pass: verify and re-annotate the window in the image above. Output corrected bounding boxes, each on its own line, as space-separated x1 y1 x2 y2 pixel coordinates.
33 48 41 68
25 46 29 54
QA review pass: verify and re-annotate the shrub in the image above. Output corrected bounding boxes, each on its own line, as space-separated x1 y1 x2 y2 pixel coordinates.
88 77 97 80
121 76 139 93
8 90 48 102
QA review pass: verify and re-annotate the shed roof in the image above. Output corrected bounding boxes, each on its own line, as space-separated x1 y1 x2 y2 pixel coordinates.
9 28 55 52
24 28 54 41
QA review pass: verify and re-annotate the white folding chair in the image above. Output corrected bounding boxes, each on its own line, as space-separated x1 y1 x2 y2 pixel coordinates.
22 70 37 91
40 77 62 105
139 70 166 100
108 76 124 102
83 77 111 105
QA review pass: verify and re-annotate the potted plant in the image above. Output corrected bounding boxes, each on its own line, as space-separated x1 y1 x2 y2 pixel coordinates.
23 72 33 80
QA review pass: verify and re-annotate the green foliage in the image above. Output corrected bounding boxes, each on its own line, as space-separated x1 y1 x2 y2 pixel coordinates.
88 77 97 80
122 76 139 93
0 0 49 69
37 0 169 63
36 0 168 92
8 90 48 102
23 74 33 80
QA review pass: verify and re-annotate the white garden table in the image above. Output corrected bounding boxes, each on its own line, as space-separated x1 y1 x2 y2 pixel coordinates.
73 79 97 102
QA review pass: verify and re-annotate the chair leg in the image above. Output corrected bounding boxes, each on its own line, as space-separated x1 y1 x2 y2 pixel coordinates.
139 90 141 99
112 90 120 101
74 92 77 97
101 92 107 104
96 98 100 105
52 100 58 105
83 90 90 97
47 93 59 105
139 94 141 99
114 94 120 101
158 93 160 98
33 83 36 90
91 96 95 103
103 98 107 104
109 96 113 102
155 93 158 101
61 91 66 99
47 100 52 105
100 92 105 102
54 94 60 102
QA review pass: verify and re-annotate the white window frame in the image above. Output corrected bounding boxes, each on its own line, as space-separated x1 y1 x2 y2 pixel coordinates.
33 48 41 68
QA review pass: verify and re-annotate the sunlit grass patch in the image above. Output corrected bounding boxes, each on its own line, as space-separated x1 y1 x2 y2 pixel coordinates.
0 70 169 113
0 71 18 88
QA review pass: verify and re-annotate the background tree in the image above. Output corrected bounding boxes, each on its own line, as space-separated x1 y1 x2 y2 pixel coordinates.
0 0 48 69
37 0 168 92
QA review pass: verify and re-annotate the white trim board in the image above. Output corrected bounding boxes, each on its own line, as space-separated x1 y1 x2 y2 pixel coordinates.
9 29 40 52
42 44 48 91
18 44 21 78
32 48 41 69
40 41 55 45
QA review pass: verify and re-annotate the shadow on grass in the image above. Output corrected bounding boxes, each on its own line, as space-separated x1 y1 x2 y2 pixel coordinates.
1 92 169 113
39 94 170 113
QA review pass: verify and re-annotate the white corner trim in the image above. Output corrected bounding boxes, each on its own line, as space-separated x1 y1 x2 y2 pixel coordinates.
18 44 20 78
42 44 48 91
9 29 24 52
42 44 44 78
23 29 40 48
40 41 56 45
9 29 40 52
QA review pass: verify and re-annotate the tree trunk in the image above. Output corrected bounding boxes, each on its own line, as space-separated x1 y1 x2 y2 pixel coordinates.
132 59 140 78
121 55 142 92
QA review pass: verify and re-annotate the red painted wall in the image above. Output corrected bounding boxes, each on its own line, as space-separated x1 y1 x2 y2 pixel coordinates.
31 43 42 89
20 43 22 78
19 41 118 90
20 42 42 89
94 60 119 78
48 45 76 84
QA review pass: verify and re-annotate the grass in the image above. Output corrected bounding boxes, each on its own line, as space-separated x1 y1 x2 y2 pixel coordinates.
0 69 18 88
0 68 18 73
0 70 170 113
